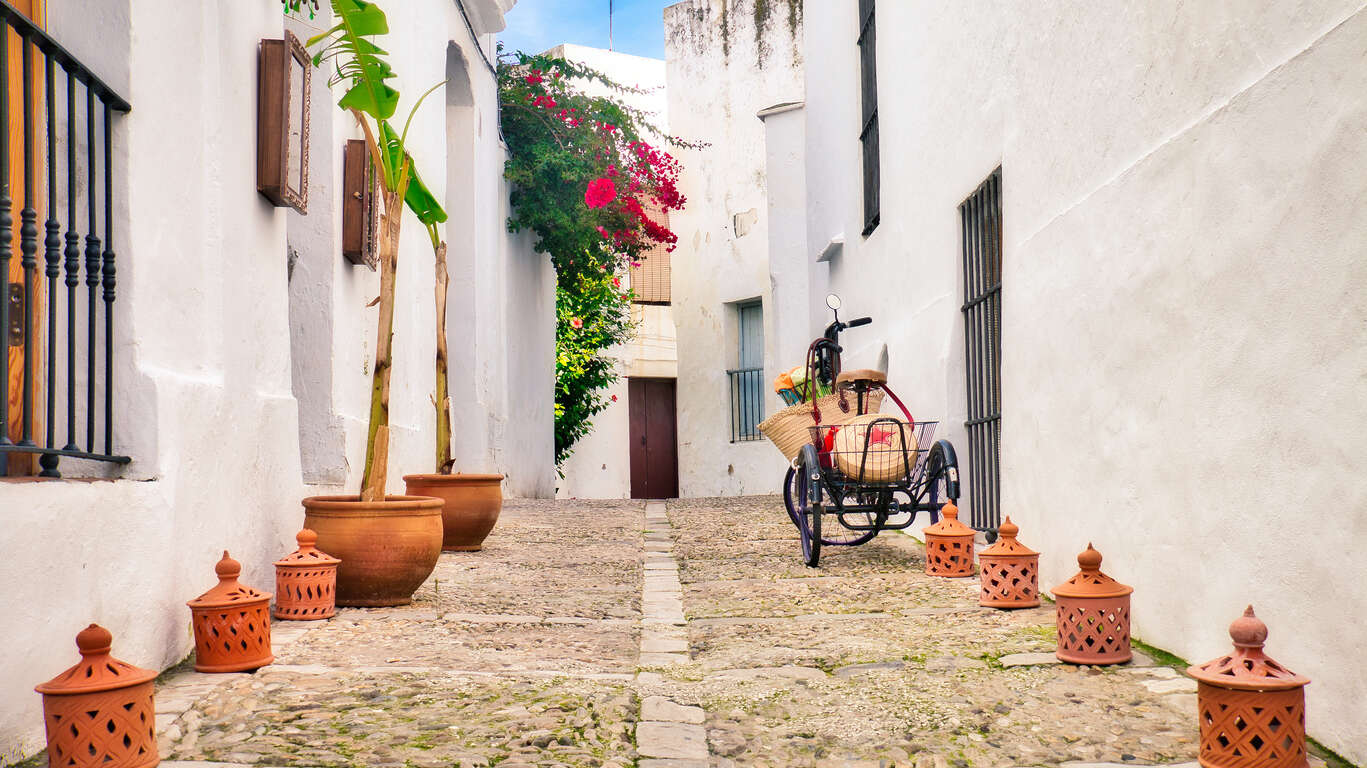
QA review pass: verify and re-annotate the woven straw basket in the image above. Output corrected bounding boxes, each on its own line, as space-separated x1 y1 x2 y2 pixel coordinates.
758 389 885 461
832 413 917 482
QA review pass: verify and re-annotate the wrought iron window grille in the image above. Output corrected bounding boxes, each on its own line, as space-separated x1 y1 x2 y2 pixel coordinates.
959 167 1002 535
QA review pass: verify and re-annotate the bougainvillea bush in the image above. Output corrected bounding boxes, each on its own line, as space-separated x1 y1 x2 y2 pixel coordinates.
498 49 691 466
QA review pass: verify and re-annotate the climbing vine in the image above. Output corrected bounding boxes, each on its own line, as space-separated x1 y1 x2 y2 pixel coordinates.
498 49 693 467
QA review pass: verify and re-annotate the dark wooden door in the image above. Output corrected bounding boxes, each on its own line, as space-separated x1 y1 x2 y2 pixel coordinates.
629 378 678 499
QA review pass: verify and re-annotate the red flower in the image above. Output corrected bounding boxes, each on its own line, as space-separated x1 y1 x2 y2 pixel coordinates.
611 277 621 288
525 73 543 85
610 394 618 402
584 178 617 209
570 317 583 329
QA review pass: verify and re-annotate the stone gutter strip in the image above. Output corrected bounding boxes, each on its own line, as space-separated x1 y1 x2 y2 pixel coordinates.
634 500 710 763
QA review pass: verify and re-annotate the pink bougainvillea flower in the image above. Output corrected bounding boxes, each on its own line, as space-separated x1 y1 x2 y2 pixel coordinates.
630 260 642 268
570 317 584 329
596 225 610 239
584 178 617 209
525 73 543 85
611 277 621 288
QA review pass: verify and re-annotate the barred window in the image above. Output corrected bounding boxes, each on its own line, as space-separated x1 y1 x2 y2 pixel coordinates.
858 0 880 235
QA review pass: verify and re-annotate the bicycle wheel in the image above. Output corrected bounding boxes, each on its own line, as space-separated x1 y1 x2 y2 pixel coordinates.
821 491 884 546
783 465 802 529
923 440 961 527
795 445 822 567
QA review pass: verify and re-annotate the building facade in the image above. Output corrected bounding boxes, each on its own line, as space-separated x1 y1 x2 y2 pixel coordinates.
778 0 1366 761
0 0 555 758
664 0 804 498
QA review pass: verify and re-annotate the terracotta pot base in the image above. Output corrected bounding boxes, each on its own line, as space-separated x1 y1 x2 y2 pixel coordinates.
403 473 504 552
302 495 444 608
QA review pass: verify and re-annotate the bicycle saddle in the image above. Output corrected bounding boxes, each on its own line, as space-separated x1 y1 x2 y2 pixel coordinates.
836 369 887 387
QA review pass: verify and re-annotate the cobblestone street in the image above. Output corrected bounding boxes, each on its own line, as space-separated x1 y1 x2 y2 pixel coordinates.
108 497 1325 767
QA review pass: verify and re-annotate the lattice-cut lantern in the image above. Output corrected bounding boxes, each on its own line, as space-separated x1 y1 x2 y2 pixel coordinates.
1051 543 1133 665
1187 606 1310 768
34 624 159 768
187 551 274 672
923 502 976 577
977 516 1040 608
274 528 341 621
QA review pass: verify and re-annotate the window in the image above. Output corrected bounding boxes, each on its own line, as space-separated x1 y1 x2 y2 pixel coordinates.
629 209 671 304
858 0 879 235
960 168 1002 535
727 301 764 442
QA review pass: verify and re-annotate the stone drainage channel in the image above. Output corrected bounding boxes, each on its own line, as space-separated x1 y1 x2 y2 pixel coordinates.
635 500 709 767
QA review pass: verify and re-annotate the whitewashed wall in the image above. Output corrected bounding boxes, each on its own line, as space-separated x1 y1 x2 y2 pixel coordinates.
548 45 676 500
800 0 1367 761
0 0 549 760
664 0 803 497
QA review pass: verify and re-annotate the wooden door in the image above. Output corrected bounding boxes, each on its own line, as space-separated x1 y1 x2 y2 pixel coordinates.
3 0 44 475
628 378 678 499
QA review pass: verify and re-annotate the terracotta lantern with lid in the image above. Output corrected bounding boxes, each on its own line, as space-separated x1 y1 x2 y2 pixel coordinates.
34 624 159 768
923 501 976 577
187 551 274 672
274 529 341 620
977 516 1040 608
1188 606 1309 768
1051 543 1133 665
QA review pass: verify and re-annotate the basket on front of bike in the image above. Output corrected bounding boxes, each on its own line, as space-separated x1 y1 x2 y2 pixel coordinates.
809 419 939 485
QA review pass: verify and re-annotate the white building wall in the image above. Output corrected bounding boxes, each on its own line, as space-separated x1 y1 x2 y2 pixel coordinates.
664 0 803 498
0 0 550 760
800 1 1367 761
548 45 678 500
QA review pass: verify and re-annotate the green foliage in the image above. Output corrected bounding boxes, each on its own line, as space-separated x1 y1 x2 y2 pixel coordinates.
306 0 398 121
554 271 632 465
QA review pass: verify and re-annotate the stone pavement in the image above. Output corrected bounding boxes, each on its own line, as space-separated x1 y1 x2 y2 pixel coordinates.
17 496 1335 767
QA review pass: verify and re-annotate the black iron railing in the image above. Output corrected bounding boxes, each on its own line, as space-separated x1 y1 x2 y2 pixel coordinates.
727 367 764 443
0 4 131 477
959 168 1002 534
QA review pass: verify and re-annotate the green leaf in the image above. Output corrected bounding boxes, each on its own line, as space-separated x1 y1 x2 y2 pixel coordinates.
380 122 448 225
307 0 399 121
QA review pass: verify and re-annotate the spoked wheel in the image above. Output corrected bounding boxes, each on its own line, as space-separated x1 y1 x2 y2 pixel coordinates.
923 440 961 528
783 465 802 529
822 491 884 546
794 445 823 567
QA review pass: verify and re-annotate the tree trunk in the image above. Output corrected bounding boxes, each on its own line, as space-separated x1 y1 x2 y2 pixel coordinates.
361 187 403 501
433 240 452 472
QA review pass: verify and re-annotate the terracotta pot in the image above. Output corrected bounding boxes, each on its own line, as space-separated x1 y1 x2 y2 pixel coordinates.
403 473 504 551
302 494 444 607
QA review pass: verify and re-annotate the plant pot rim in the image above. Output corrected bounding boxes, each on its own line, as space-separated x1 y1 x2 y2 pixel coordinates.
403 473 504 484
302 494 444 514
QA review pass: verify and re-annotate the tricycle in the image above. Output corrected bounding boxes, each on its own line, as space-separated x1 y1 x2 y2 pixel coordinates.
780 295 961 567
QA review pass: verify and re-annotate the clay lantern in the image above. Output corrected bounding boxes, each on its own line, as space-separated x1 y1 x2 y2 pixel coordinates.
187 551 274 672
1051 543 1133 665
34 624 159 768
1187 606 1310 768
977 516 1040 608
274 528 341 621
923 501 976 577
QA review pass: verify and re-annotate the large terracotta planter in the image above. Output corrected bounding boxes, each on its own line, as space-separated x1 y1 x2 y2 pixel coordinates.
302 494 444 607
404 473 504 551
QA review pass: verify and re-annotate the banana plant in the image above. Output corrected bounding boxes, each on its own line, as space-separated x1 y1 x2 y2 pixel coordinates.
306 0 448 500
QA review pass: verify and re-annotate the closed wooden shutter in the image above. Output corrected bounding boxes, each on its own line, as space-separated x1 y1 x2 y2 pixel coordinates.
629 210 671 304
858 0 880 235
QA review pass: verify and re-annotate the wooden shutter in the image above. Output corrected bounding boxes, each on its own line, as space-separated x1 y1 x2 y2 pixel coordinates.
858 0 880 235
629 210 671 304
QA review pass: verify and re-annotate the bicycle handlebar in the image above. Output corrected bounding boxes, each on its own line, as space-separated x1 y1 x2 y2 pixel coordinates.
847 317 872 328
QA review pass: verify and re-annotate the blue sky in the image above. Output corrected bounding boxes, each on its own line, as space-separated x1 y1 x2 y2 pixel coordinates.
499 0 673 61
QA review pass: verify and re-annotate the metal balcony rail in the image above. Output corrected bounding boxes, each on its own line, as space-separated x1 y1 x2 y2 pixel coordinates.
0 3 131 477
726 367 764 443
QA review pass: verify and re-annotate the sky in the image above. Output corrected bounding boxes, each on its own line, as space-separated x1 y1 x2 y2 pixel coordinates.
499 0 674 61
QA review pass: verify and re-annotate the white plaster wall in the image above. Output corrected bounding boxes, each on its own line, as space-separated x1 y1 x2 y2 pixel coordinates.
664 0 803 497
0 0 543 760
547 45 677 500
800 0 1367 760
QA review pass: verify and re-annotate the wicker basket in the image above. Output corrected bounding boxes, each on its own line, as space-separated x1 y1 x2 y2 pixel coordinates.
831 413 917 482
758 389 885 461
